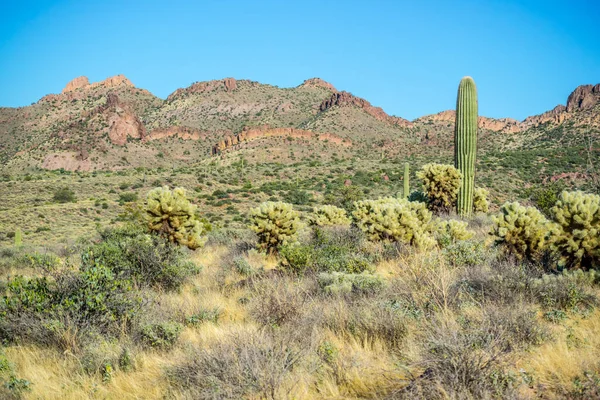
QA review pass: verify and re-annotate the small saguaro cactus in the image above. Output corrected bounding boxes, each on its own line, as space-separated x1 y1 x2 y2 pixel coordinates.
454 76 478 217
403 163 410 199
14 228 22 247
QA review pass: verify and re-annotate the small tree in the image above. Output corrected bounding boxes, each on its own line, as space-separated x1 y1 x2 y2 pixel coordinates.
248 201 301 254
417 163 462 214
145 186 207 250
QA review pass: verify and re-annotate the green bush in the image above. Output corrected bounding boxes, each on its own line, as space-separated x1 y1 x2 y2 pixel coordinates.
473 187 490 214
310 205 351 227
53 187 77 203
491 202 550 261
82 226 199 291
140 322 182 349
248 201 301 254
352 197 435 249
0 264 140 347
146 186 207 250
317 271 385 295
118 192 139 204
417 163 462 214
548 191 600 270
443 240 487 267
279 227 373 274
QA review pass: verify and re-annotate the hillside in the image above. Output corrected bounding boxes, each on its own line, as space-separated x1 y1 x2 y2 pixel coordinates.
2 75 598 175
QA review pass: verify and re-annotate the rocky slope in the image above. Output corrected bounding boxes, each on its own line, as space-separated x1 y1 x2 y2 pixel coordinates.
0 75 598 172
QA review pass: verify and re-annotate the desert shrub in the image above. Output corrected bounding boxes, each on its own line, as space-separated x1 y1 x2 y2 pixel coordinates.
168 329 304 400
118 192 138 204
18 252 61 272
146 186 207 249
0 265 140 348
309 205 351 227
416 163 462 214
140 322 182 349
443 240 487 267
185 308 222 326
248 201 301 254
491 202 551 261
435 219 474 247
52 187 77 203
249 276 307 327
352 197 435 249
408 190 428 204
548 191 600 270
322 300 406 347
80 339 124 379
532 273 597 314
473 187 490 213
83 226 199 291
317 271 385 295
398 316 519 399
279 227 373 274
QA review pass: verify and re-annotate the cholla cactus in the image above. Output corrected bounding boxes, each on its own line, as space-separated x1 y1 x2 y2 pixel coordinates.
417 163 462 214
146 186 207 250
473 187 490 213
491 202 550 260
548 191 600 269
249 201 301 254
310 205 351 227
352 197 436 249
435 219 474 244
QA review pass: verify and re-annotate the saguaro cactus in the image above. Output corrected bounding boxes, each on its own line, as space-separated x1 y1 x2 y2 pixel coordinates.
403 163 410 199
454 76 478 217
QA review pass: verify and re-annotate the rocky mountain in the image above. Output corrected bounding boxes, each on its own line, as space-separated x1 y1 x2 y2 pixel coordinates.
0 74 598 172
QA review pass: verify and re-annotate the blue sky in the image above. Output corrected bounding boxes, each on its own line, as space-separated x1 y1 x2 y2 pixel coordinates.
1 0 598 120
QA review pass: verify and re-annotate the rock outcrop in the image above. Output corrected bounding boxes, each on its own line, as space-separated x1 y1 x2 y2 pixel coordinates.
320 91 413 127
566 84 600 113
60 75 134 94
211 125 352 155
416 110 522 133
299 78 337 91
144 126 211 141
167 78 239 101
102 92 146 145
62 76 90 93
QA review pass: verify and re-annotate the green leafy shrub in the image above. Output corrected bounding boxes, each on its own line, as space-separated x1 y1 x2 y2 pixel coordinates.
491 202 550 261
248 201 301 254
118 192 139 204
352 197 435 249
0 265 140 347
473 187 489 213
53 187 77 203
279 227 373 274
317 271 385 295
548 191 600 270
310 205 351 227
140 322 182 349
417 163 462 214
443 240 487 267
82 226 199 291
146 186 207 250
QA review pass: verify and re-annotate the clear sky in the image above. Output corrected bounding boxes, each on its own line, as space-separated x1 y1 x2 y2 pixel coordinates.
1 0 599 120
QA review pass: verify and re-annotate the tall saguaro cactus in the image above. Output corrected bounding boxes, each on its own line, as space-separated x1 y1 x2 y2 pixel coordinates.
403 162 410 199
454 76 478 217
